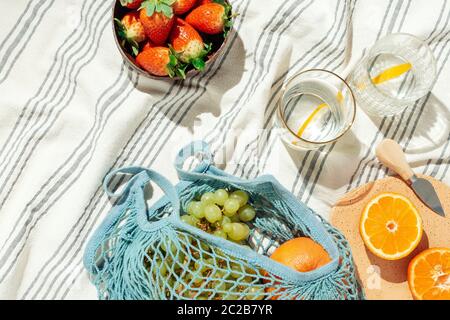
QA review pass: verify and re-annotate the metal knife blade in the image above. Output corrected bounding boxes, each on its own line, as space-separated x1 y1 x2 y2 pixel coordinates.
376 139 446 218
411 175 446 217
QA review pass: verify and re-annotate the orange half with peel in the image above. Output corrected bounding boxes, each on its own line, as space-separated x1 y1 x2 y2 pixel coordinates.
408 248 450 300
360 193 423 261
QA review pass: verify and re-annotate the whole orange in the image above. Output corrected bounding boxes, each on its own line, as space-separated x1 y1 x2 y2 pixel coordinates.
271 237 331 273
265 237 331 300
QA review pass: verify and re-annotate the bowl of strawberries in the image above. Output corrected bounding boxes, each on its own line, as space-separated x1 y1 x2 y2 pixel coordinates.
113 0 234 79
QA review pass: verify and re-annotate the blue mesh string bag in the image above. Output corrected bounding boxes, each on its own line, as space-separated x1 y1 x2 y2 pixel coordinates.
84 141 364 300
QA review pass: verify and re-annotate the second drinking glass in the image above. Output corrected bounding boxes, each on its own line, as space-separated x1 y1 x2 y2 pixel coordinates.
348 33 437 117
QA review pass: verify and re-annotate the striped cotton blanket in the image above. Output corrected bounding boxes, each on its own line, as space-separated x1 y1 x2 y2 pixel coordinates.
0 0 449 299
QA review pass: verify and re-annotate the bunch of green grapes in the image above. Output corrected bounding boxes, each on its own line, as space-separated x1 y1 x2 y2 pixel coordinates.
182 189 257 243
147 242 265 300
144 189 265 300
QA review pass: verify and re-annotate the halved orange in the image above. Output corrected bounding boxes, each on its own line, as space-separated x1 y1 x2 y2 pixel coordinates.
360 193 423 260
408 248 450 300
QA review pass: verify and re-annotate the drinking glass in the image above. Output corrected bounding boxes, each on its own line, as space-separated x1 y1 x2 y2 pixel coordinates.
276 69 356 151
348 33 437 117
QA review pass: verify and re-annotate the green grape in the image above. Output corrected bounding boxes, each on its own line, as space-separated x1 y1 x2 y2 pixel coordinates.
247 287 265 300
213 281 227 292
213 230 228 239
214 189 229 206
245 267 257 275
223 223 233 234
159 263 168 277
204 204 222 223
223 198 240 216
194 261 202 271
205 258 215 270
191 216 200 224
215 248 227 260
188 272 203 285
214 270 225 278
167 277 175 287
181 215 197 226
230 190 249 207
187 201 205 219
201 192 216 204
186 201 197 215
161 242 177 254
238 205 256 222
193 276 203 285
230 264 243 278
221 216 231 226
228 223 250 241
230 214 241 222
195 261 211 273
200 242 211 252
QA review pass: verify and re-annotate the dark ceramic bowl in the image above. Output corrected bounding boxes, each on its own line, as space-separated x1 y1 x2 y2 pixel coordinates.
112 0 233 80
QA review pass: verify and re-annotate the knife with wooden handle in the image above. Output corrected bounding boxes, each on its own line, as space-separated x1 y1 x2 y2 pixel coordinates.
376 139 446 217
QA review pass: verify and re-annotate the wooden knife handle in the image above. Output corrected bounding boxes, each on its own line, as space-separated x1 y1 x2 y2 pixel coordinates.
376 139 414 181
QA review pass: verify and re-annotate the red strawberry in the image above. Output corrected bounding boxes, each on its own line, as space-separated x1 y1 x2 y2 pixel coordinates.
173 0 197 15
186 2 232 35
198 0 212 4
136 46 185 78
139 0 176 45
170 18 210 70
115 13 146 56
136 47 170 76
120 0 144 9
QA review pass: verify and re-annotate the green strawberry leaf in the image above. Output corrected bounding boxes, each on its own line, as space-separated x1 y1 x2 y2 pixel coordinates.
199 43 212 59
115 18 142 57
160 4 173 17
131 45 140 57
177 68 186 79
223 18 234 37
165 0 176 5
169 54 178 67
128 39 140 56
141 0 156 16
192 58 205 71
168 45 183 60
167 68 175 78
114 18 127 40
166 51 189 79
141 0 174 17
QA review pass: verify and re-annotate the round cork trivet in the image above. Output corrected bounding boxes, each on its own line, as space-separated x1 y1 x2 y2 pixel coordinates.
331 175 450 300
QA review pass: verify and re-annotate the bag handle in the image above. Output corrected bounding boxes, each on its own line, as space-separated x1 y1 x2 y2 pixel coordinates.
103 166 180 215
175 141 273 185
175 141 214 181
